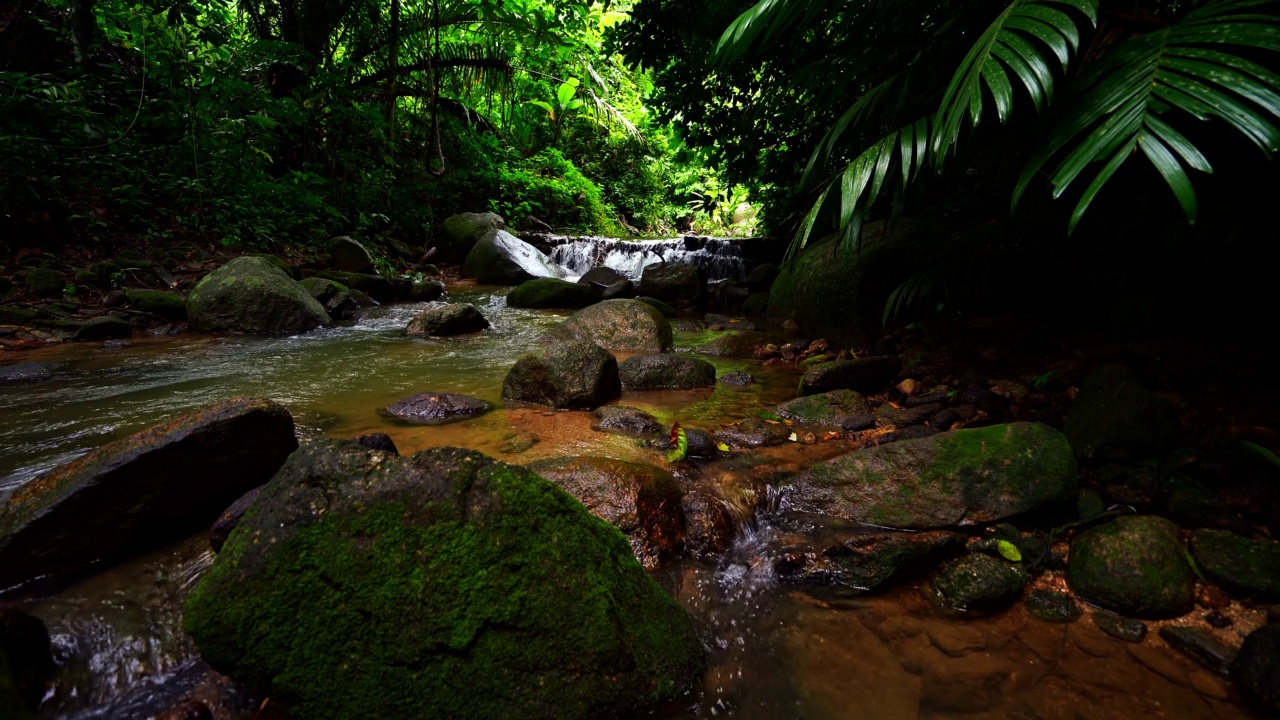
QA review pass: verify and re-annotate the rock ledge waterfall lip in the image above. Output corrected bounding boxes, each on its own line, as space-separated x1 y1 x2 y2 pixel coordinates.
546 235 750 281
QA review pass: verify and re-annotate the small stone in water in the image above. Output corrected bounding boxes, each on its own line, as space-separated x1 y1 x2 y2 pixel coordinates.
1092 611 1147 642
1024 589 1082 623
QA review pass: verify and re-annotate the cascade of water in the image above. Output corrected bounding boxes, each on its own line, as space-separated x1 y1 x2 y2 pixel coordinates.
545 236 748 281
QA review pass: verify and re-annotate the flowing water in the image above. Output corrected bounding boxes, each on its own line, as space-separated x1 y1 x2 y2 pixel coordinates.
547 236 749 281
0 285 1262 719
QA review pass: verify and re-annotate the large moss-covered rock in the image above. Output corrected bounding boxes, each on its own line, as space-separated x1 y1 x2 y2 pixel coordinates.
775 530 964 591
768 220 942 344
502 340 621 409
463 229 565 285
563 299 672 352
439 212 506 263
784 423 1077 529
1189 529 1280 600
184 441 704 720
406 303 490 336
1066 515 1195 618
0 398 296 592
188 257 330 334
929 553 1029 613
1064 365 1179 461
694 331 772 358
798 355 902 395
638 263 705 306
506 278 601 309
775 390 869 427
526 456 685 568
125 289 187 321
618 354 715 390
24 268 64 297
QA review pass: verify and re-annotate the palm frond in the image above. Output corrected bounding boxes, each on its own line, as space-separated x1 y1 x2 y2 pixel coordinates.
712 0 834 68
1015 0 1280 232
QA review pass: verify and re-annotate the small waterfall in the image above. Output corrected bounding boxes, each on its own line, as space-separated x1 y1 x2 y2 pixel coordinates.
545 235 749 281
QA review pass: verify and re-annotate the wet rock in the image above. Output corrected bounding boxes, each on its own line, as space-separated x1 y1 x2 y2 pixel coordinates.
681 428 719 459
775 531 964 592
1159 626 1236 677
0 362 59 385
24 268 64 297
1092 612 1147 642
774 390 868 427
714 417 791 448
315 271 396 302
600 280 634 300
1189 529 1280 599
184 441 703 720
245 253 296 279
0 398 297 593
463 229 565 285
1024 589 1081 623
209 485 263 553
785 423 1077 530
0 306 38 325
384 392 492 425
407 280 445 302
591 406 661 435
1064 365 1179 461
1067 515 1195 618
439 212 506 263
618 354 715 390
841 413 876 431
66 316 132 341
126 290 187 321
577 267 628 287
498 431 540 454
638 263 705 306
563 299 672 352
354 432 399 454
742 292 769 315
506 278 601 309
636 296 675 317
154 700 214 720
1233 624 1280 714
502 340 621 410
899 425 939 440
907 390 949 408
0 609 54 712
406 303 490 336
681 490 737 558
719 370 754 386
703 314 756 331
328 236 374 273
695 331 771 358
526 457 685 568
929 553 1028 613
744 263 779 293
874 402 942 428
188 257 330 334
798 355 902 395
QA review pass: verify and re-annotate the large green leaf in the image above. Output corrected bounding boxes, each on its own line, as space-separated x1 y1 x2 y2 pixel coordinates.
712 0 833 68
1016 0 1280 232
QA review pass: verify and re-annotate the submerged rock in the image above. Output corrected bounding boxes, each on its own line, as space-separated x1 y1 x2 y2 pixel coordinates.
784 423 1077 530
775 389 869 427
406 303 490 336
1064 365 1178 461
1188 529 1280 600
1066 515 1195 618
1092 612 1147 642
798 355 902 395
439 212 506 263
0 398 297 593
507 278 600 309
184 441 704 720
929 553 1028 614
1023 589 1081 623
1233 624 1280 714
775 531 964 592
563 299 673 352
618 354 716 390
0 362 60 385
188 257 330 334
695 331 772 358
383 392 492 425
591 406 661 435
502 340 620 410
526 456 685 568
463 229 565 285
714 417 791 448
719 370 755 386
1159 626 1236 677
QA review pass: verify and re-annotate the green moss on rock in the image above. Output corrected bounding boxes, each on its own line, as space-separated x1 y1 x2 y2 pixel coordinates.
188 257 330 334
563 299 672 352
506 278 601 309
774 390 868 427
929 553 1029 613
1190 529 1280 600
1064 365 1178 461
618 354 716 390
24 268 64 298
125 290 187 321
1066 515 1195 618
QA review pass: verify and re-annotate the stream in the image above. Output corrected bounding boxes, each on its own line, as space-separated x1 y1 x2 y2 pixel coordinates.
0 282 1259 719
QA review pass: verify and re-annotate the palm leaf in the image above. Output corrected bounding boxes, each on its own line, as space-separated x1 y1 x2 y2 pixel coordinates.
1015 0 1280 232
712 0 834 68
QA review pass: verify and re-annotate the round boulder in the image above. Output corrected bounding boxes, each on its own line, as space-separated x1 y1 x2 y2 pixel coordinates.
383 392 492 425
439 212 506 263
563 299 672 352
328 236 374 274
1189 529 1280 600
506 278 601 309
618 355 716 391
1067 515 1195 618
462 229 565 285
930 553 1029 613
591 406 661 435
638 263 705 305
407 303 490 336
774 389 869 427
502 340 621 410
187 257 330 334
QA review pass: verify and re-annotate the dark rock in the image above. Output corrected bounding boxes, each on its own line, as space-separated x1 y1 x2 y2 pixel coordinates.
1159 626 1236 677
1093 612 1147 642
600 280 634 300
899 425 940 440
299 276 346 300
383 392 492 425
24 268 64 297
354 432 399 454
929 553 1029 614
798 355 902 395
438 212 506 263
1024 589 1081 623
577 267 628 287
463 229 565 285
636 296 675 318
154 700 214 720
184 441 704 720
618 354 716 390
328 236 375 273
189 258 330 334
1064 365 1179 461
0 398 297 593
507 278 601 309
774 390 868 427
406 303 490 336
0 306 38 325
1234 624 1280 714
959 386 1007 415
68 316 132 341
563 299 672 352
703 314 756 332
775 531 964 591
714 418 791 448
1078 488 1106 521
906 390 949 408
315 271 396 302
526 457 685 568
591 406 661 435
929 408 961 431
695 331 771 358
125 289 187 321
1067 515 1195 618
0 609 54 711
246 253 298 279
1189 529 1280 600
502 340 621 410
719 371 754 386
841 413 876 431
744 263 779 293
875 402 942 428
209 486 263 553
681 428 719 459
638 263 705 306
742 292 769 315
407 280 445 302
0 362 59 385
785 423 1077 530
681 490 737 558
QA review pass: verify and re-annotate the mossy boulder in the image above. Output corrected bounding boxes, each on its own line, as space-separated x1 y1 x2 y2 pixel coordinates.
0 398 296 593
406 303 490 336
526 456 685 568
618 354 716 390
775 389 869 427
463 229 565 285
506 278 601 309
439 212 506 263
408 280 445 302
248 253 300 280
502 340 621 410
775 530 965 591
383 392 492 425
125 289 187 321
695 331 772 358
328 236 374 273
798 355 902 395
563 299 672 352
638 263 705 306
24 268 64 297
1189 529 1280 600
1066 515 1195 618
316 271 396 302
713 417 792 448
75 261 122 290
0 307 37 326
188 257 330 334
742 292 769 315
785 422 1078 530
929 553 1029 613
1064 365 1179 461
184 441 704 720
